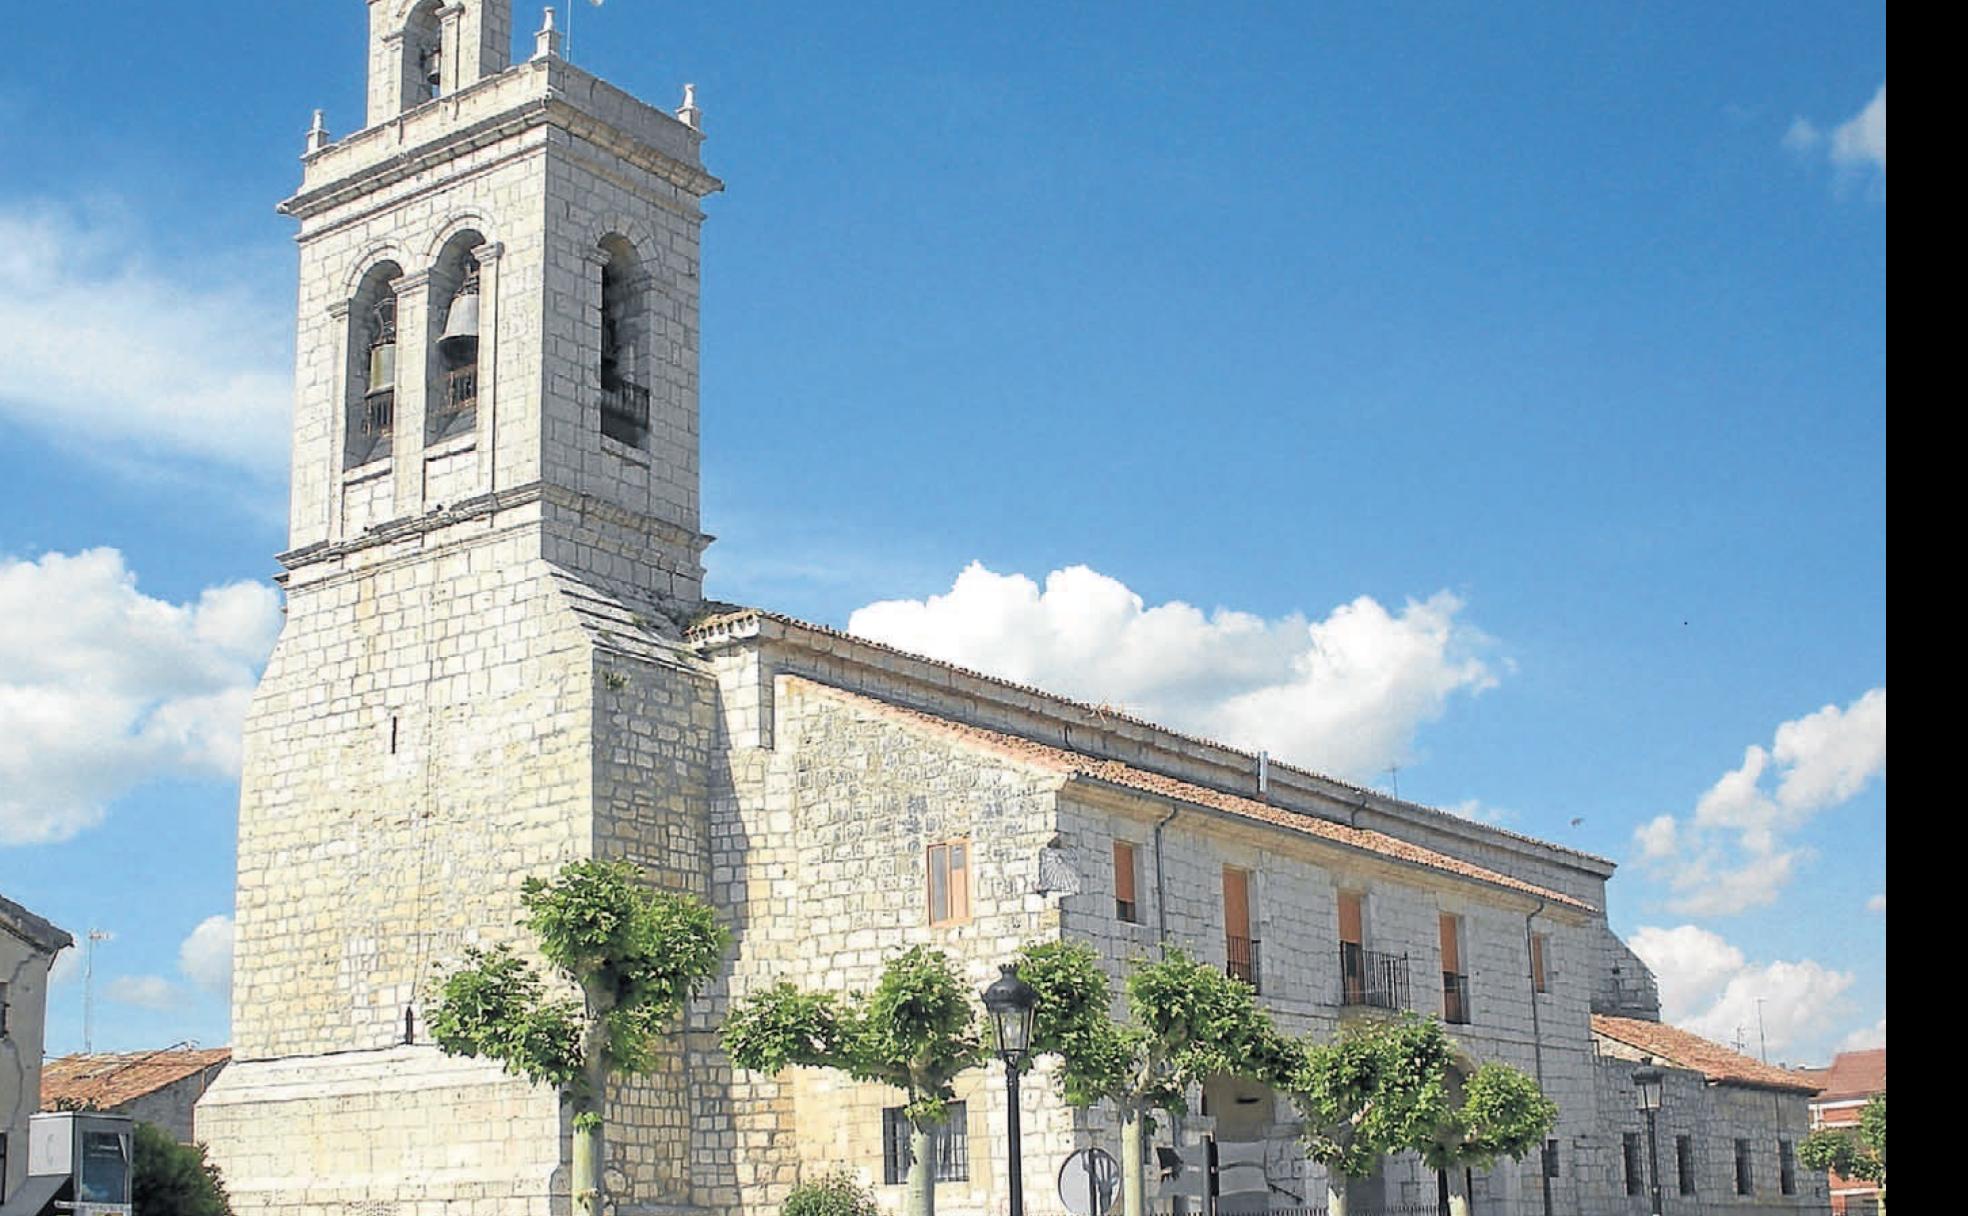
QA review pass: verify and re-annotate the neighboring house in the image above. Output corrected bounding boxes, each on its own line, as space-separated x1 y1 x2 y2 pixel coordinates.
192 3 1836 1213
1 894 72 1206
1593 1016 1829 1214
40 1048 231 1145
1799 1048 1885 1214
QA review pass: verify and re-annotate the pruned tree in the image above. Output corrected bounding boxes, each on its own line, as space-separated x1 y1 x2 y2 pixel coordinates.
428 859 728 1215
1801 1093 1886 1214
1014 941 1299 1216
1286 1014 1458 1216
722 946 986 1216
1416 1059 1559 1216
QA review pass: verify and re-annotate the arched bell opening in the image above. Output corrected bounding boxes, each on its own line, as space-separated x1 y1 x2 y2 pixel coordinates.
401 0 444 108
427 231 486 444
345 261 404 469
597 234 649 448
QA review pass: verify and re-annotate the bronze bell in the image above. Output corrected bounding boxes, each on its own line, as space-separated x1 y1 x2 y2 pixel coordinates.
437 272 480 359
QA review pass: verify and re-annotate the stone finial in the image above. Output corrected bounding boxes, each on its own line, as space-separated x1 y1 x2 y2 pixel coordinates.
676 83 701 130
533 7 563 60
304 109 331 156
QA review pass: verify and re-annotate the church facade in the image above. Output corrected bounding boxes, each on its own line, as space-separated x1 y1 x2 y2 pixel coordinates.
195 5 1828 1214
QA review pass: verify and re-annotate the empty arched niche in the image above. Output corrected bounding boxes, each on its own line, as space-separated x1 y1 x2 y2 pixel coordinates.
597 234 649 448
345 261 404 469
426 230 485 443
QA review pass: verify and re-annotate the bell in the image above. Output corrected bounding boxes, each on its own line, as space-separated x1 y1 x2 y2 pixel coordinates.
437 276 480 358
368 338 396 391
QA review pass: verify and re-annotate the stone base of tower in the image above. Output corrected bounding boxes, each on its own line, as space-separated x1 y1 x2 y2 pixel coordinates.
198 1047 570 1214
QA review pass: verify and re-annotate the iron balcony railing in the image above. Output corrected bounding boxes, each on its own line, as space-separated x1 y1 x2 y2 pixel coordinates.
428 366 478 440
347 388 395 466
1339 943 1409 1010
1442 971 1472 1024
1226 935 1261 994
601 378 651 445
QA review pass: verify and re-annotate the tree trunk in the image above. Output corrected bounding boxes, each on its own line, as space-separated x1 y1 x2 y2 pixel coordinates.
574 987 612 1216
1447 1194 1471 1216
905 1123 936 1216
1326 1181 1348 1216
1120 1106 1146 1216
572 1099 604 1216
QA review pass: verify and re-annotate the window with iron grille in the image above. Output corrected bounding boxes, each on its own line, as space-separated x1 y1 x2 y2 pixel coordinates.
882 1103 968 1184
1623 1133 1645 1195
1114 840 1141 923
1735 1138 1754 1195
1676 1135 1695 1195
1780 1139 1796 1195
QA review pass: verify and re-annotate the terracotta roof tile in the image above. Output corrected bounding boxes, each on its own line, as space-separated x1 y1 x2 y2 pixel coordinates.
41 1048 232 1111
690 608 1615 869
789 676 1595 913
1592 1015 1819 1094
1800 1047 1885 1103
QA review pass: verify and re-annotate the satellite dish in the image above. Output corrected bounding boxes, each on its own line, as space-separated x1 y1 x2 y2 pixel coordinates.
1058 1147 1120 1216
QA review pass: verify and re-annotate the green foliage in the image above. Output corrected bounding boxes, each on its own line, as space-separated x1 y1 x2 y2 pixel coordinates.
132 1122 232 1216
1014 940 1136 1107
1288 1014 1457 1180
1421 1060 1558 1170
781 1171 882 1216
429 859 727 1099
724 946 984 1129
1801 1093 1886 1186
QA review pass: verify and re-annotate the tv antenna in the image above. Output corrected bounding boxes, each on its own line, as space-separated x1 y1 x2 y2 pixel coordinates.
83 928 113 1053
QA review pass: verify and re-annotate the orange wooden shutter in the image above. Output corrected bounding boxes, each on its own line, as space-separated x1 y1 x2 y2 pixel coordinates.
1114 842 1138 905
1223 867 1251 940
1531 934 1547 991
1338 892 1364 945
1440 914 1461 972
951 841 970 922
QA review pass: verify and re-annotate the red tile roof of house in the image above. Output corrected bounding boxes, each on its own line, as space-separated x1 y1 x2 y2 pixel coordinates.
41 1048 232 1111
790 676 1595 912
1591 1015 1820 1094
1799 1047 1885 1104
689 608 1616 870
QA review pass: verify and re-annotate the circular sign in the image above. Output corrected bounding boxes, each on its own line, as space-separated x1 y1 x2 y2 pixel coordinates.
1058 1147 1121 1216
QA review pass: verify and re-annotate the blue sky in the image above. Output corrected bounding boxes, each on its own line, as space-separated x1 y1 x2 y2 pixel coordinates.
0 4 1882 1066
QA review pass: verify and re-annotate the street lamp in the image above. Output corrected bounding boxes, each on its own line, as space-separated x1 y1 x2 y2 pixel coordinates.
1633 1065 1664 1216
983 964 1040 1216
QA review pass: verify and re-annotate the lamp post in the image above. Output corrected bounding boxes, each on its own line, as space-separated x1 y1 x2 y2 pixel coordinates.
982 964 1040 1216
1633 1065 1664 1216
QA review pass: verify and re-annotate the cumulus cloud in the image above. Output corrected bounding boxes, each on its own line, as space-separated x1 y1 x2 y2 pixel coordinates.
848 562 1497 780
178 914 235 997
1784 84 1886 176
1633 688 1884 915
0 200 291 476
0 548 281 845
105 974 179 1012
1631 924 1857 1061
1838 1018 1885 1053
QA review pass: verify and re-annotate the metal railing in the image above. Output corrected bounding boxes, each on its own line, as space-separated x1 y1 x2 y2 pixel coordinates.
1226 935 1261 994
1442 971 1471 1024
1339 943 1409 1010
600 378 651 446
427 366 477 441
347 388 395 466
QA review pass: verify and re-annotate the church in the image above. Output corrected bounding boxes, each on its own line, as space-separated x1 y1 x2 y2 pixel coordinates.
194 4 1828 1214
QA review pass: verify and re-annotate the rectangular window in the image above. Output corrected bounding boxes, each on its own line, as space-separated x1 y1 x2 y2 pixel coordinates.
1 979 9 1036
1542 1139 1559 1179
1780 1139 1796 1195
1530 933 1548 993
1624 1132 1645 1196
1440 913 1470 1023
1735 1138 1754 1195
1338 890 1365 946
1676 1134 1695 1195
1114 840 1140 923
882 1103 969 1185
927 840 970 926
1223 867 1257 991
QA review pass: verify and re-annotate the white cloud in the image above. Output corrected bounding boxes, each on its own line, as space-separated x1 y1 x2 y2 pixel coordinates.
0 548 281 846
178 915 235 997
48 946 81 987
1866 892 1885 915
847 562 1498 781
1631 924 1857 1061
104 974 179 1012
1838 1018 1885 1053
1633 688 1884 915
0 200 291 476
1784 83 1886 176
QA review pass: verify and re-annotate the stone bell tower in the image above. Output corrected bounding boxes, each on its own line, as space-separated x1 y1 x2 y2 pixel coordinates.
198 2 728 1210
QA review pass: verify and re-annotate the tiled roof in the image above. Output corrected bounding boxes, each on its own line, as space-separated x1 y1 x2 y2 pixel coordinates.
41 1048 232 1111
789 676 1595 912
1591 1015 1820 1094
688 607 1615 870
1800 1047 1885 1104
0 892 73 955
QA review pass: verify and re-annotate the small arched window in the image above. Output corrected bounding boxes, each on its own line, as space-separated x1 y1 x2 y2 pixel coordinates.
598 235 648 448
428 231 484 443
403 1 444 106
346 262 403 468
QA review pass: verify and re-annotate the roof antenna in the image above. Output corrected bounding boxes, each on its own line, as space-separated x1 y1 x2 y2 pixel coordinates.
83 929 112 1054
